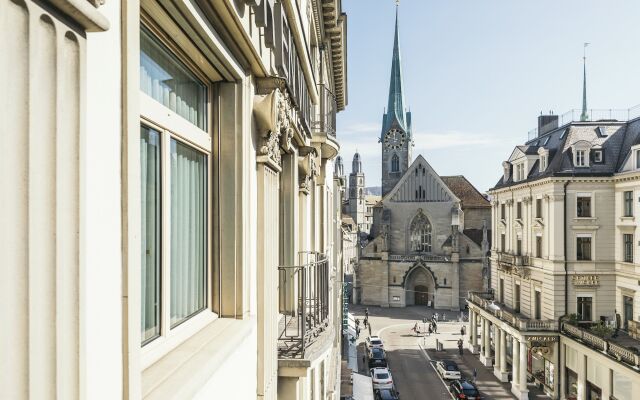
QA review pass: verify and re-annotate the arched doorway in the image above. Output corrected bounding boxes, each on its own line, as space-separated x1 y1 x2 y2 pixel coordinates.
414 285 429 305
405 265 436 307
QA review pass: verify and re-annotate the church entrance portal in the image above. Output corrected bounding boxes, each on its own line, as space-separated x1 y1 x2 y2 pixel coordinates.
405 266 436 307
414 285 429 305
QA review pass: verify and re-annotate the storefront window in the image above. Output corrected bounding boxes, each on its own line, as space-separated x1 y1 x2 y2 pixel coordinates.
566 368 578 400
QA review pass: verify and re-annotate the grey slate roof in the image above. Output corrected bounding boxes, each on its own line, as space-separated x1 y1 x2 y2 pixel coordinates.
492 118 640 190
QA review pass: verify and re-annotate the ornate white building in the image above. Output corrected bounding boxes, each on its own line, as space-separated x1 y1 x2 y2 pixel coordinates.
0 0 348 399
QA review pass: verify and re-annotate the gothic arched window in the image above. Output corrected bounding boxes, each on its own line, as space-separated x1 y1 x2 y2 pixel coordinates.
410 211 432 253
391 154 400 172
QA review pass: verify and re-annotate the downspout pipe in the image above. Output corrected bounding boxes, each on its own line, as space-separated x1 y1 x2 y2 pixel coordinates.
563 180 571 318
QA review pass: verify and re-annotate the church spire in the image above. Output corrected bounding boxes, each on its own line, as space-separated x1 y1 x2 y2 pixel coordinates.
580 43 589 122
385 3 406 131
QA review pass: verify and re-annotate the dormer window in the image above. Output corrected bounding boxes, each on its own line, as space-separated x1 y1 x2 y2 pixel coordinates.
576 150 587 167
596 126 608 137
572 140 592 167
538 147 549 172
593 149 603 163
514 162 526 182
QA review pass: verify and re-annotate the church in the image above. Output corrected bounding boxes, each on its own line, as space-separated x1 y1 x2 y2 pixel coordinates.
353 7 491 310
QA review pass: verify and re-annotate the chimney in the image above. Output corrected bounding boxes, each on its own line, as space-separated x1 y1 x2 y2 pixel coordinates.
538 113 559 137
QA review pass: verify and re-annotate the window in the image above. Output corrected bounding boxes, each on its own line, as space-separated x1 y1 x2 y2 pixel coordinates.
576 196 591 217
516 237 522 256
536 235 542 258
516 201 522 219
534 290 542 320
499 278 504 303
501 233 506 251
623 191 633 217
636 150 640 169
536 198 542 218
575 150 587 167
623 234 634 263
514 283 521 313
410 212 432 252
140 29 211 346
576 236 592 261
593 150 603 163
391 154 399 172
539 155 547 171
577 296 593 321
514 163 526 181
140 28 207 130
501 203 506 220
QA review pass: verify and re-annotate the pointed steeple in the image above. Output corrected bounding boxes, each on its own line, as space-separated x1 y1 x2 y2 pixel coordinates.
581 43 589 122
384 4 407 132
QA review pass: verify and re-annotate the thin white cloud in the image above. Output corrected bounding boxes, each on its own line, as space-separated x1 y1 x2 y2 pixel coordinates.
341 122 380 134
413 130 500 150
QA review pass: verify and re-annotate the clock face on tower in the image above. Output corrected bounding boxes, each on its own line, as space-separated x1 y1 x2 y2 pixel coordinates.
384 129 406 149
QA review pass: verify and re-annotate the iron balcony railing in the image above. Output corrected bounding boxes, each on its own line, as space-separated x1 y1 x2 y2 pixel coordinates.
311 84 336 137
496 251 529 267
278 251 330 359
527 105 640 141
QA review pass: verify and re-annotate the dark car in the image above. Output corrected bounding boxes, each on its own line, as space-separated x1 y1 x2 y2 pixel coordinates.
374 388 399 400
450 380 481 399
368 347 387 369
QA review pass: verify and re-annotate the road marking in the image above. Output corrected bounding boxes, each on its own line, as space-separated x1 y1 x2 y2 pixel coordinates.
417 340 455 400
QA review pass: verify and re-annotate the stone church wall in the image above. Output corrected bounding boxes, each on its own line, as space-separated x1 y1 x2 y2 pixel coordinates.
358 258 389 306
386 201 454 255
463 207 491 230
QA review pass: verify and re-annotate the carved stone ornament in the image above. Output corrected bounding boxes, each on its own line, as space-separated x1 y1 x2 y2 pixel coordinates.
298 150 318 193
259 129 282 167
572 275 600 287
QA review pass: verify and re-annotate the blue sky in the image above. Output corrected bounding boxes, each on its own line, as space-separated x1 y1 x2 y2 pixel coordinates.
337 0 640 192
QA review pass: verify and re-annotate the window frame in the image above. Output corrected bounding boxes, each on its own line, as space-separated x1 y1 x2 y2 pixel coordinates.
623 191 633 217
576 195 592 218
576 295 593 321
536 234 542 258
138 27 216 368
576 235 592 261
516 201 522 220
535 198 543 219
575 149 587 167
623 233 634 263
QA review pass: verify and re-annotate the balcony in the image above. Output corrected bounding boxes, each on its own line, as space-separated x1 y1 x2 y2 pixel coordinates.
278 252 331 359
388 253 450 263
467 291 558 332
496 251 529 267
311 84 339 159
561 320 640 369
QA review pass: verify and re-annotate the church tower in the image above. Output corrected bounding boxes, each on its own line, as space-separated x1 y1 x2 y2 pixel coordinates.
348 153 366 232
381 5 412 197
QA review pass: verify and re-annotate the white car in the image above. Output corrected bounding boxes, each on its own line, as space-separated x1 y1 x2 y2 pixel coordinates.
436 360 461 380
370 367 394 390
366 335 384 350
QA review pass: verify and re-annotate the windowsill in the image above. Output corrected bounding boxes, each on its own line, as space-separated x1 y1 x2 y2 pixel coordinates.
142 316 254 399
619 216 635 222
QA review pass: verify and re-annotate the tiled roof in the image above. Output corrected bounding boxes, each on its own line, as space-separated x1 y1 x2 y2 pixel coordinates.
441 176 490 208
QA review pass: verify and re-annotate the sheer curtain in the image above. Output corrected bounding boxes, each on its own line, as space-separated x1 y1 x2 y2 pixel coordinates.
170 139 207 326
141 126 161 343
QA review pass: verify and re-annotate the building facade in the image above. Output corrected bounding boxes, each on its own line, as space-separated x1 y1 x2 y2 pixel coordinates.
0 0 348 399
354 7 490 310
467 109 640 400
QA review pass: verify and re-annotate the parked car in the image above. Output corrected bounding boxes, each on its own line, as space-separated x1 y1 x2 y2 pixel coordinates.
370 367 394 390
366 335 384 350
374 388 400 400
368 347 387 369
450 380 481 399
436 360 461 380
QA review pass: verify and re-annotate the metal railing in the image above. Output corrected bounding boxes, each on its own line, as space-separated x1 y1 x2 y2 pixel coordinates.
527 105 640 141
311 84 336 137
278 252 330 359
467 291 557 332
496 252 529 266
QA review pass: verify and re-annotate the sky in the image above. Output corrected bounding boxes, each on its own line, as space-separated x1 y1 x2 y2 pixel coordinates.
336 0 640 193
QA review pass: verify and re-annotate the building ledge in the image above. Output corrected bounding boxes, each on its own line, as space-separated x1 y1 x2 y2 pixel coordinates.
142 317 254 399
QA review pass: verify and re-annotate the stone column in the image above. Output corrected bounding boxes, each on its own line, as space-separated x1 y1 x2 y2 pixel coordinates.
512 336 520 392
512 338 529 400
494 328 508 382
559 342 566 400
493 327 502 379
480 318 493 366
469 310 479 354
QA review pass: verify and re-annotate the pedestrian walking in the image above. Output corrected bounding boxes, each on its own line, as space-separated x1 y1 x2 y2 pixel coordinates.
457 339 463 355
428 325 432 336
473 367 477 383
413 322 418 336
434 323 438 334
460 325 465 336
365 307 369 319
363 317 368 328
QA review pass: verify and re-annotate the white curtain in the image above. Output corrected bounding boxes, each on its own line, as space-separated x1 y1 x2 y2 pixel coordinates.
170 139 206 326
141 126 161 343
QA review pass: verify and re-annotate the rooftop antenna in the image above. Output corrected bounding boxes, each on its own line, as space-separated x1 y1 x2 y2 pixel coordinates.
581 43 590 122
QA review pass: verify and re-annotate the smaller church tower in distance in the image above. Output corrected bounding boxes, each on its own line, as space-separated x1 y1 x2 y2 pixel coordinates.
348 153 367 233
381 4 412 197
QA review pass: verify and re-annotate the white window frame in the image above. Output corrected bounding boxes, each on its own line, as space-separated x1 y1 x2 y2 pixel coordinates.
575 149 587 167
593 149 603 163
576 193 593 218
138 31 216 369
576 293 594 322
576 233 593 261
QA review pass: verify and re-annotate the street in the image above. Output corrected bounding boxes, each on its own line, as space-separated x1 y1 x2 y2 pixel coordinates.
352 305 520 400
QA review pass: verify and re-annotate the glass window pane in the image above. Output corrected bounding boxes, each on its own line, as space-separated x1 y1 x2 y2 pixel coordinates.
170 139 207 327
141 126 161 344
140 28 207 130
